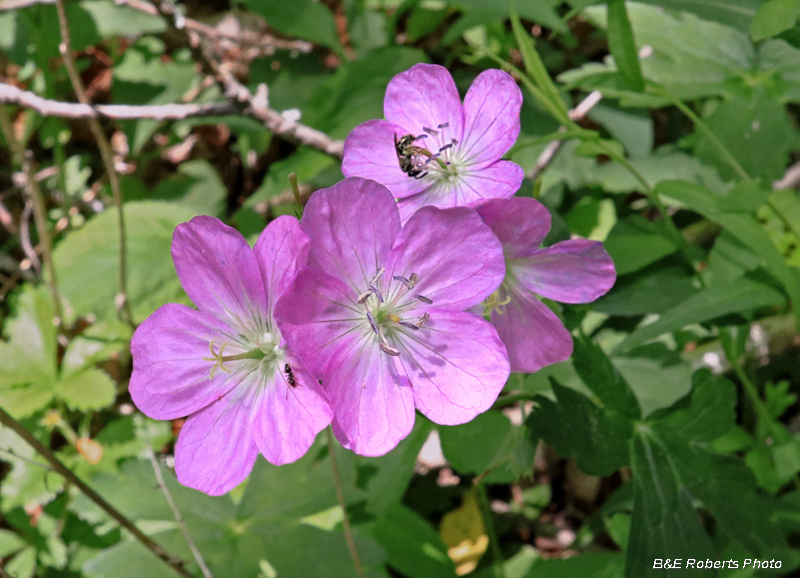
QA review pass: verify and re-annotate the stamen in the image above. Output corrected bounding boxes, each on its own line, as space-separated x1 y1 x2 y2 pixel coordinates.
393 275 412 288
369 284 384 303
415 294 433 304
399 321 420 331
366 311 379 334
409 273 419 287
417 312 430 328
422 126 438 136
357 289 373 304
437 123 449 129
370 267 385 285
379 342 401 356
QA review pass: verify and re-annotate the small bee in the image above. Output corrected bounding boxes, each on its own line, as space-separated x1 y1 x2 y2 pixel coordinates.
394 133 431 179
284 363 297 387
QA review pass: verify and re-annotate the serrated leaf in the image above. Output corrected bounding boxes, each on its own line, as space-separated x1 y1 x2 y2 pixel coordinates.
528 381 632 476
572 334 641 419
53 201 198 324
54 368 116 412
593 264 700 317
604 219 677 275
617 275 786 351
607 0 645 92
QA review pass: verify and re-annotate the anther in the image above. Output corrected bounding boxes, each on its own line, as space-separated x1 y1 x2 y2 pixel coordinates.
437 123 449 129
393 275 411 288
415 294 433 304
370 267 385 284
399 321 420 331
379 342 401 356
357 289 373 304
422 126 438 136
369 284 384 303
366 311 379 334
417 312 430 328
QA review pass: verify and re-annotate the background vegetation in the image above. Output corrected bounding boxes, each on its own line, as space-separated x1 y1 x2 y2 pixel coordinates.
0 0 799 577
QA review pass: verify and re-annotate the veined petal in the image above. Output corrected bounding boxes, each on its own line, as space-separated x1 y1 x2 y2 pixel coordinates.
301 178 401 292
253 215 310 326
274 266 365 378
394 309 509 425
342 120 435 200
129 303 246 420
459 69 522 166
252 353 332 465
513 240 616 304
327 341 416 457
384 64 464 144
476 197 551 258
385 206 504 310
171 216 267 332
491 287 573 373
174 386 260 496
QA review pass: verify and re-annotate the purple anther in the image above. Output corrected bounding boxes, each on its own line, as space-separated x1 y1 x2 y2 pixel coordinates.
369 284 384 303
437 122 449 129
399 321 420 331
357 289 373 304
379 342 401 356
366 311 379 334
415 294 433 304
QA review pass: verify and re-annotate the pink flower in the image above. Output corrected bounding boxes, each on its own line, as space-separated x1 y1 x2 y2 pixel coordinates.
475 197 617 373
274 178 510 457
342 64 524 223
129 216 332 495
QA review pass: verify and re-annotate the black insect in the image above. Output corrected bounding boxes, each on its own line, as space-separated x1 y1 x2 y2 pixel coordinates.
394 133 431 179
284 363 297 387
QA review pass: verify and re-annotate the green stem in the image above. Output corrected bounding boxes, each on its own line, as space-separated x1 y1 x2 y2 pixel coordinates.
288 172 304 218
326 427 366 578
475 483 504 577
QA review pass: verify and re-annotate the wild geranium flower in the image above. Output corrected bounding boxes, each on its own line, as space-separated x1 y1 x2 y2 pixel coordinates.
274 177 510 457
342 63 524 223
475 197 616 373
130 216 332 496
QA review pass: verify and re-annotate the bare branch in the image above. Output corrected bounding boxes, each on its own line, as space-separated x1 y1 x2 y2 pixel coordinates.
0 406 196 578
0 0 314 53
149 0 344 158
148 450 214 578
0 83 237 119
528 90 602 181
774 160 800 191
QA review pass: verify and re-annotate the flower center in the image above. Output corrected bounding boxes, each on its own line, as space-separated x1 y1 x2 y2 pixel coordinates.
358 267 433 356
394 122 460 181
203 331 282 379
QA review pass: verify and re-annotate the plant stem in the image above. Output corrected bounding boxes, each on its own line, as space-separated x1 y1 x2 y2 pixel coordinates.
0 405 195 578
475 483 504 577
326 427 366 578
54 0 134 328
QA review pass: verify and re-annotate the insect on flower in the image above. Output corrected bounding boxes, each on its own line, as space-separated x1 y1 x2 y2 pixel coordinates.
284 363 297 387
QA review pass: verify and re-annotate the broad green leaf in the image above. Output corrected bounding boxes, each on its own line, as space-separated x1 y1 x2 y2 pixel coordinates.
79 0 165 39
0 425 64 509
53 201 197 324
634 0 765 32
523 552 624 577
150 160 227 217
371 504 457 578
239 0 340 51
592 264 700 317
614 347 694 417
607 0 644 92
246 147 335 208
0 286 58 417
750 0 800 41
768 188 800 240
572 334 641 419
616 275 786 351
604 216 677 275
589 103 653 159
626 430 716 578
54 368 116 412
528 381 632 476
439 411 514 476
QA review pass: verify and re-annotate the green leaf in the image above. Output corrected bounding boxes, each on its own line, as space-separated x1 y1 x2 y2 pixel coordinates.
371 504 457 578
439 411 514 476
593 264 700 317
524 552 624 577
751 0 800 41
617 275 786 351
607 0 645 92
528 380 632 476
626 429 716 578
768 188 800 241
0 425 64 509
604 216 677 275
54 368 116 412
79 0 165 39
0 286 58 417
239 0 340 51
634 0 765 33
53 201 198 323
510 8 570 124
572 334 641 419
150 160 228 217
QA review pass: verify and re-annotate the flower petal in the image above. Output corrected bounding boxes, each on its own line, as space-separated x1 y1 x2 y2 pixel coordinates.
171 216 267 332
274 266 365 378
301 178 401 292
385 206 505 310
327 343 416 457
393 309 509 425
490 288 573 373
513 239 617 304
253 215 310 327
174 387 260 496
252 354 332 465
129 303 247 420
476 197 551 258
384 63 464 144
342 120 435 200
459 69 522 165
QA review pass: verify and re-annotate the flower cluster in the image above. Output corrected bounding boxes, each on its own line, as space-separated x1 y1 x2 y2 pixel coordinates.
130 64 616 495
